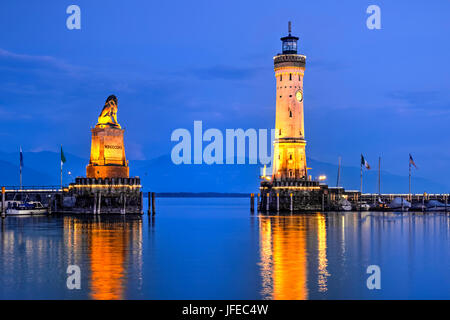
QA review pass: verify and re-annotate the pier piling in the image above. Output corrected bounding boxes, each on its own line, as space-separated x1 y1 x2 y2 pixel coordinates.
120 193 123 214
321 194 325 211
1 187 5 217
257 193 260 212
290 193 293 213
147 191 152 216
97 192 102 214
250 193 255 213
93 192 97 214
266 193 270 213
152 192 156 216
122 193 127 215
276 193 279 212
48 195 52 214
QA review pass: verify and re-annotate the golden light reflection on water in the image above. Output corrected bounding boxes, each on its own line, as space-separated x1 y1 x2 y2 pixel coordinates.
64 216 142 300
317 214 330 292
258 213 330 300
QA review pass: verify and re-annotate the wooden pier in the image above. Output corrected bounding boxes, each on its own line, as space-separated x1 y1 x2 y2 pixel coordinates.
355 192 449 204
258 179 450 212
1 178 144 215
1 186 62 215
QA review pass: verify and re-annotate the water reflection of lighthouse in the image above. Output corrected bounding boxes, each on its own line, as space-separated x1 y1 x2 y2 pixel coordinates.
258 213 330 299
64 216 143 300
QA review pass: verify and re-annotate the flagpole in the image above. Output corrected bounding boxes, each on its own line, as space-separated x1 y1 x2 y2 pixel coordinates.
409 161 411 197
60 145 63 192
360 159 363 194
378 156 381 195
20 147 22 190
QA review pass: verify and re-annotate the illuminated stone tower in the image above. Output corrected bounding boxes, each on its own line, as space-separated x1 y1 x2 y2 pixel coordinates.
86 95 129 178
259 24 343 212
272 22 307 180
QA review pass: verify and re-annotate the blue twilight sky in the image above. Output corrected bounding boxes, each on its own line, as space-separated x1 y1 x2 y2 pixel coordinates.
0 1 449 184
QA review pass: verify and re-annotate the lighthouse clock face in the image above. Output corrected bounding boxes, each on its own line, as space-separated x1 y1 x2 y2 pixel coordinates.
295 90 303 102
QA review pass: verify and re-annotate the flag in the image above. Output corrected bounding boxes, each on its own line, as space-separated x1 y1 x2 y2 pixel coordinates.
409 154 418 169
20 146 24 168
361 154 371 169
61 145 66 166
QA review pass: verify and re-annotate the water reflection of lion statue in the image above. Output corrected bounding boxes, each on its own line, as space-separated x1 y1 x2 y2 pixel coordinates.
96 95 121 128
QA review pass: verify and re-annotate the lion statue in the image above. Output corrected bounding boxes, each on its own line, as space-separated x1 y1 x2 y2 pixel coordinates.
96 95 121 128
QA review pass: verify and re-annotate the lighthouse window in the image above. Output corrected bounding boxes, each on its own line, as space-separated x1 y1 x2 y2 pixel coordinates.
283 40 297 53
290 154 293 160
299 75 301 81
289 110 292 117
280 75 282 81
289 73 292 81
279 129 281 135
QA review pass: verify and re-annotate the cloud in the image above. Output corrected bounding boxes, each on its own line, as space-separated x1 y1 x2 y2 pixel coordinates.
0 48 82 76
386 90 450 116
307 58 345 71
0 48 181 115
188 65 261 80
0 105 33 120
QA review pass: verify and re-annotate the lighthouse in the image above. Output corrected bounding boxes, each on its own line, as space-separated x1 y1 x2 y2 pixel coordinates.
259 22 328 213
258 24 357 212
272 22 308 180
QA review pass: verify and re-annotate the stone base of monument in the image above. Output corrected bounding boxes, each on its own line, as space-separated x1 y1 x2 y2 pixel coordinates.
259 179 345 212
86 164 129 179
86 126 130 179
63 177 143 214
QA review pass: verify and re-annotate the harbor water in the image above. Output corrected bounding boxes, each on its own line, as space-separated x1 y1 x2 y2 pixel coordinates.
0 198 449 299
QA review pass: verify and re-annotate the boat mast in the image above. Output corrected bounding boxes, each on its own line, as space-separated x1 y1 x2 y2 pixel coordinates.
336 156 341 187
19 146 23 190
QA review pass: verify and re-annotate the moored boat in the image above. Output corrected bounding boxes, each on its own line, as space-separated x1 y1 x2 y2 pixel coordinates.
6 201 48 216
360 202 371 211
426 200 448 212
339 198 352 211
411 202 426 211
388 197 411 211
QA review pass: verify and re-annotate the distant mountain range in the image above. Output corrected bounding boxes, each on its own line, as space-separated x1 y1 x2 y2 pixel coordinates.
0 151 448 194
